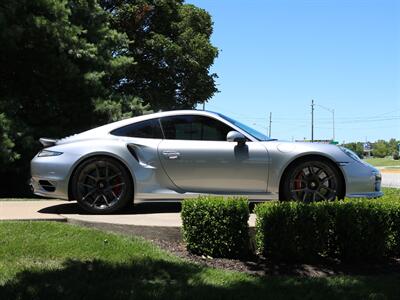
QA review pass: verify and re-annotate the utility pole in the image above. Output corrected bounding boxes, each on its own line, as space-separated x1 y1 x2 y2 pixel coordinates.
316 103 335 141
268 112 272 137
202 102 205 111
332 109 335 141
311 99 314 142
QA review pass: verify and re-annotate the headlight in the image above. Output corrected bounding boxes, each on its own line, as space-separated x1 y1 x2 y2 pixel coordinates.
37 150 63 157
339 146 361 162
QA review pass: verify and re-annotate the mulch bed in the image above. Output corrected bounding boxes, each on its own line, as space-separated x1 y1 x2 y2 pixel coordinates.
151 238 400 277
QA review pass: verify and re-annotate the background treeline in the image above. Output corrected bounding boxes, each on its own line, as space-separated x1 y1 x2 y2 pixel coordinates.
343 139 399 159
0 0 218 196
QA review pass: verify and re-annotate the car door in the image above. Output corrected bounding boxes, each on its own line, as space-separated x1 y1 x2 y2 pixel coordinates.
157 115 269 193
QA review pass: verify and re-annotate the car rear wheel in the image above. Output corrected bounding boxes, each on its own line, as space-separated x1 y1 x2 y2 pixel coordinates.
72 156 133 214
281 159 343 202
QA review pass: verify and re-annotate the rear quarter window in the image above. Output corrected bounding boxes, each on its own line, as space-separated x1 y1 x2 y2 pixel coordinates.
110 119 163 139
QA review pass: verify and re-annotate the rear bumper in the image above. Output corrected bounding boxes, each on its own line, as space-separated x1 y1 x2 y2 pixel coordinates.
29 177 69 200
30 154 73 200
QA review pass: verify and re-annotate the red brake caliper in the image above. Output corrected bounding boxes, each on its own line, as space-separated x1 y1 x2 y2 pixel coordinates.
295 171 303 191
113 176 122 197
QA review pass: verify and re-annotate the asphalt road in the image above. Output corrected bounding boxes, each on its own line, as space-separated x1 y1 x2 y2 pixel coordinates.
381 172 400 188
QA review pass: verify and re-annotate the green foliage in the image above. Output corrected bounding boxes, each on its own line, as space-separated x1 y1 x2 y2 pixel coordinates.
372 140 391 158
332 201 392 262
0 114 19 164
181 196 249 258
343 139 400 159
2 222 400 300
93 95 152 123
101 0 219 110
0 0 218 196
342 142 364 158
0 0 133 195
255 201 331 262
255 199 400 262
364 157 400 167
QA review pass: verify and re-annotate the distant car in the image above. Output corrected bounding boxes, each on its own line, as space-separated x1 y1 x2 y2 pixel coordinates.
30 110 382 213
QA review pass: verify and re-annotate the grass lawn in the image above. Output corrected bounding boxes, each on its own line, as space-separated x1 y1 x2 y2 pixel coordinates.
364 157 400 167
378 188 400 203
0 222 400 300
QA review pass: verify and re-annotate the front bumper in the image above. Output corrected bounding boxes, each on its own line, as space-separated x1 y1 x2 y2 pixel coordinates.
341 161 383 198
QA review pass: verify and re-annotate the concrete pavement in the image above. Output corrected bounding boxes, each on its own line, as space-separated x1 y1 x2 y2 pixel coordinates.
0 200 67 221
0 200 256 241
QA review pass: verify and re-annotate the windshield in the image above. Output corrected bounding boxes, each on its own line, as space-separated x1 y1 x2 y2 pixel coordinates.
217 113 272 141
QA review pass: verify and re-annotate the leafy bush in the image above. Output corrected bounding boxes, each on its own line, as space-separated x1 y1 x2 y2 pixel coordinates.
181 196 249 258
255 199 398 262
255 201 331 262
332 201 392 262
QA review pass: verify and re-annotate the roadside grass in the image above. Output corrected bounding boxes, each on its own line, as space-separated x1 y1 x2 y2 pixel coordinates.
364 157 400 167
1 222 400 300
377 188 400 203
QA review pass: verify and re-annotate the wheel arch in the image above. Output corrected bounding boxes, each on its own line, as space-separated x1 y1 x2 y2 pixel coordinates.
68 153 136 201
278 154 346 200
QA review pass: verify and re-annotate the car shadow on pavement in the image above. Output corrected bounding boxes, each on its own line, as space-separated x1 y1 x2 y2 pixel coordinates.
38 201 182 215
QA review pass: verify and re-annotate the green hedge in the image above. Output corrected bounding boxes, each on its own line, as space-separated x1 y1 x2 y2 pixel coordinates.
255 200 400 262
181 196 249 258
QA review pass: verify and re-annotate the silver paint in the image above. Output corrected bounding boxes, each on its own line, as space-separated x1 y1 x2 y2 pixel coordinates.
30 110 383 203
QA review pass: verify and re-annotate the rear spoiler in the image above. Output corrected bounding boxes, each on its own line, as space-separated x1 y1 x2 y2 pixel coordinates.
39 138 58 148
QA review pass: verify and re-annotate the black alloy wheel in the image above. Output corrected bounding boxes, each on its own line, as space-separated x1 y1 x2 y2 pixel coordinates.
282 159 343 202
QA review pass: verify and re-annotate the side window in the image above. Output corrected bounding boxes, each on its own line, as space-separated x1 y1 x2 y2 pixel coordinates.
110 119 163 139
160 115 233 141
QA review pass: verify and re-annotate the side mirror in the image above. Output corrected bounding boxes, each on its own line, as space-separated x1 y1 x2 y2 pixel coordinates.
226 131 246 145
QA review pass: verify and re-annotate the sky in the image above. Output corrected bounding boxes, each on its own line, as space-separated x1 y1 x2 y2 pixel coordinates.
187 0 400 143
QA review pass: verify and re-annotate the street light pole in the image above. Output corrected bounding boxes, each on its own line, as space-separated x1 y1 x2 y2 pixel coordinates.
332 109 335 141
316 103 335 141
311 100 314 142
268 112 272 137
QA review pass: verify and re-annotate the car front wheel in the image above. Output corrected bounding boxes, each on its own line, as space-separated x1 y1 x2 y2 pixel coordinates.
281 159 343 202
72 156 133 214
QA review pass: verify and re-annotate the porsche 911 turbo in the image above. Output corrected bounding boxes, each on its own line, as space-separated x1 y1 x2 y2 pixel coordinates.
30 110 382 213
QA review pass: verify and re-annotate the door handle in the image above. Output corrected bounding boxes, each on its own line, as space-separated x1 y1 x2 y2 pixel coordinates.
162 151 180 160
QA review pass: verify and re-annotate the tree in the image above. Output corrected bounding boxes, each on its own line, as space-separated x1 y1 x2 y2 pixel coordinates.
0 0 140 195
0 113 19 164
343 142 364 158
372 140 389 158
101 0 219 111
0 0 218 196
388 138 399 155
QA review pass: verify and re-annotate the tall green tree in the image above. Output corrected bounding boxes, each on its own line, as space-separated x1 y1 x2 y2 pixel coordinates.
101 0 219 110
0 0 139 195
0 0 218 196
372 140 390 158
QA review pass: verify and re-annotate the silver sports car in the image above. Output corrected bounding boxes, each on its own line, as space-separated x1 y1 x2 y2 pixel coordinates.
30 110 382 213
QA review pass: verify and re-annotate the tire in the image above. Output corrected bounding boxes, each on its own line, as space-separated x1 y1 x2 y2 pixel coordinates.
71 156 134 214
281 158 344 202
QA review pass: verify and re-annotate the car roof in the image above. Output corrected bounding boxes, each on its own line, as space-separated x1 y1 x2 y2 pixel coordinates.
68 110 221 137
104 110 220 131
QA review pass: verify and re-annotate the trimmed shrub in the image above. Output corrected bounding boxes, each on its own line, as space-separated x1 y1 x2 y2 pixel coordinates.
387 201 400 256
181 196 249 258
331 200 392 262
255 201 331 262
255 200 395 262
